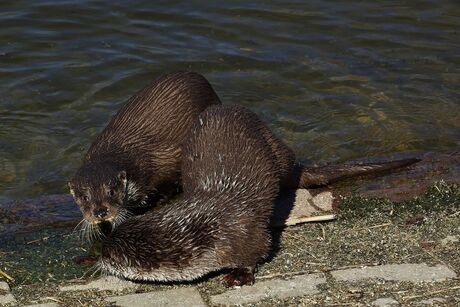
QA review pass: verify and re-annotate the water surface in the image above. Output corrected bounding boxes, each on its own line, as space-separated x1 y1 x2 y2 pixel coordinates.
0 0 459 198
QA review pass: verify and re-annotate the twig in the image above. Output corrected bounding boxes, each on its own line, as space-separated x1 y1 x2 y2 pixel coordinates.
0 270 14 282
283 214 337 226
44 297 63 303
257 262 382 280
26 236 49 245
402 285 460 300
257 270 315 280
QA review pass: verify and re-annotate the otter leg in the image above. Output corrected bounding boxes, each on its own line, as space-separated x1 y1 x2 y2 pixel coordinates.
222 266 256 287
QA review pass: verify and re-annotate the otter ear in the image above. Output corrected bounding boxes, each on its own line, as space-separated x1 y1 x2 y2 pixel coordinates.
118 171 127 181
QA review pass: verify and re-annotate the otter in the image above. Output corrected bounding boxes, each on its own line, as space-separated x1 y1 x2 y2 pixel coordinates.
99 104 285 286
68 71 221 239
98 104 419 286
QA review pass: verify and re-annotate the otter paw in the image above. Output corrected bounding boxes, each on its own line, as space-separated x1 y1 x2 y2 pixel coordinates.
222 268 255 287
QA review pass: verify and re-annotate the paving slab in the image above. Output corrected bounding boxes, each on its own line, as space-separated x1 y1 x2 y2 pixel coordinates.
59 276 136 292
0 283 9 292
371 297 400 306
210 273 326 305
0 294 16 306
331 263 457 283
24 303 60 307
0 282 16 306
105 287 206 307
415 297 447 305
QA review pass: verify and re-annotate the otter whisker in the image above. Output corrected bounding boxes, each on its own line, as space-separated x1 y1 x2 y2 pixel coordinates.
79 262 100 279
72 219 86 235
111 209 133 229
91 224 104 242
90 263 103 278
77 220 104 244
79 221 90 243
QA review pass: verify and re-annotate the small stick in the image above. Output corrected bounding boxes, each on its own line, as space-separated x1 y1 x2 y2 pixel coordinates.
26 236 49 245
283 214 337 226
0 270 14 282
402 285 460 300
257 262 381 280
44 297 63 303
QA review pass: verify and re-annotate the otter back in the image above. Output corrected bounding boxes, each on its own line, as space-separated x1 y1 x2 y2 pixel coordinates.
86 71 222 187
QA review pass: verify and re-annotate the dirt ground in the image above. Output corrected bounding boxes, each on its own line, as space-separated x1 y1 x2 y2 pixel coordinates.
1 181 459 306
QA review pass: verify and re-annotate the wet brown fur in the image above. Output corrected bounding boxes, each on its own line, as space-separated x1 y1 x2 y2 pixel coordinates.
99 105 288 284
69 71 221 225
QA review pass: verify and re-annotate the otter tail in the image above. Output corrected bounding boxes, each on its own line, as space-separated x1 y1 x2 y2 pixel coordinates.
295 158 420 188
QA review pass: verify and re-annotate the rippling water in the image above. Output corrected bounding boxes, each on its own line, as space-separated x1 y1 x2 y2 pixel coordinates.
0 1 459 198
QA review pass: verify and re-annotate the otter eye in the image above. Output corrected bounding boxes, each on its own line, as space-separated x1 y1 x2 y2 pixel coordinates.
108 189 114 197
83 195 89 202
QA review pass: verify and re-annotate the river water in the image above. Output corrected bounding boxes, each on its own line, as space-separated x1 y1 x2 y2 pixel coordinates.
0 0 459 198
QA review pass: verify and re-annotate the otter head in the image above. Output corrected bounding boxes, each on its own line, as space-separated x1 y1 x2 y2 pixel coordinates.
68 162 132 241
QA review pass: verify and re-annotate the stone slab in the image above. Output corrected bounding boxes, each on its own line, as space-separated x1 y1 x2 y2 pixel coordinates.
416 297 447 305
24 303 60 307
105 287 206 307
210 273 326 305
0 294 16 306
59 276 136 292
371 297 400 306
0 282 9 292
331 263 457 283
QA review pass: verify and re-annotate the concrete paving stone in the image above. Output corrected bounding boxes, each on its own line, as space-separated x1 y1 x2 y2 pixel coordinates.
415 297 447 305
371 297 400 306
105 287 206 307
331 263 457 283
0 282 9 292
210 273 326 305
59 276 137 292
0 282 16 306
440 235 459 245
0 294 16 306
23 303 60 307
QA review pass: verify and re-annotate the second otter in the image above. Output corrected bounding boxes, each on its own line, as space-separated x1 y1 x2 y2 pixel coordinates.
68 72 221 238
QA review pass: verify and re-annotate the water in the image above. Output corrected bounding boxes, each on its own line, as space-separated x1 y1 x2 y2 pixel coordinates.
1 0 459 198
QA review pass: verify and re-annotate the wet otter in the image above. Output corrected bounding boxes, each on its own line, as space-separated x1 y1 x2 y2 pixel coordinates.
98 104 419 286
68 71 221 239
99 105 289 286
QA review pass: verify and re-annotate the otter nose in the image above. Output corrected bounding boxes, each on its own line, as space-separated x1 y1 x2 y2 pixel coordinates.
93 208 108 219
